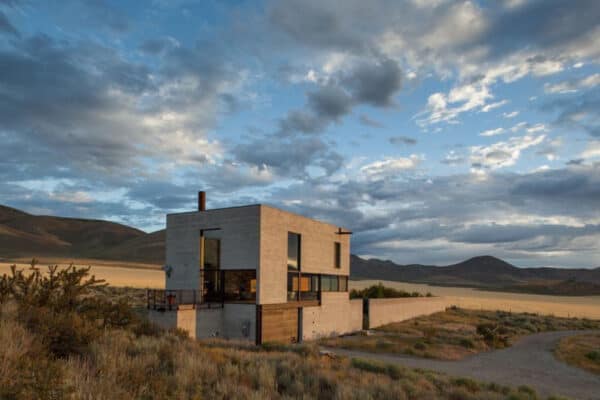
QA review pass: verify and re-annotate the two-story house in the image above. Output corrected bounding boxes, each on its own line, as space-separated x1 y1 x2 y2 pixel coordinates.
148 192 363 344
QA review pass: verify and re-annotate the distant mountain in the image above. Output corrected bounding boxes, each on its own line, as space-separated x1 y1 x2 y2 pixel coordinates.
2 204 600 295
0 204 163 263
350 255 600 295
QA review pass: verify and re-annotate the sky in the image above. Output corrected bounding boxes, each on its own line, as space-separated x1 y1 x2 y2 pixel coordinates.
1 0 599 268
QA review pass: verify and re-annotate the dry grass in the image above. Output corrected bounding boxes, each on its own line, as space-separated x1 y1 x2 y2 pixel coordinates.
321 307 600 360
1 306 562 400
555 333 600 375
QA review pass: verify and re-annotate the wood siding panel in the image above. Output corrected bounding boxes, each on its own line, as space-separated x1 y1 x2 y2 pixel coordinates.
261 307 298 344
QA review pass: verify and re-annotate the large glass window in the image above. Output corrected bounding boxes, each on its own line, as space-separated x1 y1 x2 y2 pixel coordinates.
287 232 301 270
287 272 320 301
204 238 220 269
321 275 339 292
223 270 256 302
334 242 341 269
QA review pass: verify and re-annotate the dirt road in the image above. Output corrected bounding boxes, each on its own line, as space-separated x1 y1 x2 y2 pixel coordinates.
326 330 600 400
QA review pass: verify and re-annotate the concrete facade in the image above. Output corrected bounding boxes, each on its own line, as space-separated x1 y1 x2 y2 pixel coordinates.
156 202 356 343
165 205 261 290
302 293 363 340
367 297 448 329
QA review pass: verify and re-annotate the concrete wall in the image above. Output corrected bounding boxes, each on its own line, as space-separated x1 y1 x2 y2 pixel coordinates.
222 304 256 342
166 206 261 290
148 305 256 342
259 205 350 304
302 293 362 340
367 297 447 329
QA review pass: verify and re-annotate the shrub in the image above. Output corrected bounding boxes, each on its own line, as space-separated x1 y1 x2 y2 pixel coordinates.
350 283 426 299
0 260 142 357
414 341 427 350
585 350 600 362
460 338 475 348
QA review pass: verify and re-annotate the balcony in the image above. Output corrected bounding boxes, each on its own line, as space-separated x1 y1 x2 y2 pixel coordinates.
148 269 256 311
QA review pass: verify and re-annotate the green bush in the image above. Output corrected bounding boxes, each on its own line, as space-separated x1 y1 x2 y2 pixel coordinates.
585 350 600 362
350 283 426 299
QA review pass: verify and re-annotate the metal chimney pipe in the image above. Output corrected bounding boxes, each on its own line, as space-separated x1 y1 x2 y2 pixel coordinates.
198 191 206 211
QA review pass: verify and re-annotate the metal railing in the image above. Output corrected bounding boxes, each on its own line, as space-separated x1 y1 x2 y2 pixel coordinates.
146 289 224 311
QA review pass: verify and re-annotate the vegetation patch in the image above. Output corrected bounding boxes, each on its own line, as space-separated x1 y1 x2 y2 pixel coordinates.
350 282 431 299
0 261 564 399
321 306 600 360
555 333 600 375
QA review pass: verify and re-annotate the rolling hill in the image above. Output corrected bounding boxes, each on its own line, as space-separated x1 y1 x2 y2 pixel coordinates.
351 255 600 295
2 204 599 295
0 204 163 263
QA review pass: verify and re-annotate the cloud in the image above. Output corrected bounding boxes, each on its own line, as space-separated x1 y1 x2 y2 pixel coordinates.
278 57 402 135
470 135 546 172
389 136 417 146
503 111 519 118
307 85 353 120
359 114 384 128
233 135 343 178
481 100 507 112
360 155 422 179
544 73 600 94
480 128 505 137
0 11 18 36
441 150 466 165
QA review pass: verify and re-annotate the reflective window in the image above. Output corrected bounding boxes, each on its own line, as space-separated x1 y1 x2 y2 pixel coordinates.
204 238 220 269
334 242 341 269
223 270 256 302
288 232 301 270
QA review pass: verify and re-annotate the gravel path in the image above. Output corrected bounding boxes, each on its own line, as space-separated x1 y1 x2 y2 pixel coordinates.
324 330 600 400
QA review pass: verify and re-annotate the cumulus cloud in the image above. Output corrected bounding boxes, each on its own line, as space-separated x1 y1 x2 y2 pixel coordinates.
470 135 546 172
278 57 402 135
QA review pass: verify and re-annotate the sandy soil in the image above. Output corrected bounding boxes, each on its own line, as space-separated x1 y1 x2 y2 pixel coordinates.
352 279 600 319
0 258 164 289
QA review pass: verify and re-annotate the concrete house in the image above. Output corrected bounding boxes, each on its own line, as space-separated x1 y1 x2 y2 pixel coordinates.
148 192 363 344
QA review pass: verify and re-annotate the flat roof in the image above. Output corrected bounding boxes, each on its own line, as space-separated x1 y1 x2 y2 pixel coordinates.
167 203 348 231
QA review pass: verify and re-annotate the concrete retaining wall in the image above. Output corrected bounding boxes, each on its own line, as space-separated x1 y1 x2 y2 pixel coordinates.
367 297 448 329
147 304 256 342
302 293 363 340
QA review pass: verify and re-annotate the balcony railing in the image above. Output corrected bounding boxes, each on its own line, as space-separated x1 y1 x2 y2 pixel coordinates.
147 289 220 311
147 269 257 311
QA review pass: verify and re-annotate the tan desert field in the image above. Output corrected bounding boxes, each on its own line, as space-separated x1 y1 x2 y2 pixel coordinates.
0 258 164 289
2 259 600 319
351 280 600 320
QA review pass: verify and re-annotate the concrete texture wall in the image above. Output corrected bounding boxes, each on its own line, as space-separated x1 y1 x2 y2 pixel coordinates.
149 305 256 342
165 206 261 290
367 297 448 329
259 205 350 304
195 308 223 339
222 304 256 342
302 293 362 340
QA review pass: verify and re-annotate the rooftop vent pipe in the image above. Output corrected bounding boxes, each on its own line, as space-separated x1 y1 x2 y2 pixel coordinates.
198 191 206 211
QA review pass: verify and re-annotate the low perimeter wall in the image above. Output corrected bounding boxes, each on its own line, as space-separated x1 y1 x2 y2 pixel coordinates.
302 292 363 340
367 297 448 329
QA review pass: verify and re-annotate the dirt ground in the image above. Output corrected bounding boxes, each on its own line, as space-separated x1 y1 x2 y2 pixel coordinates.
325 330 600 400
